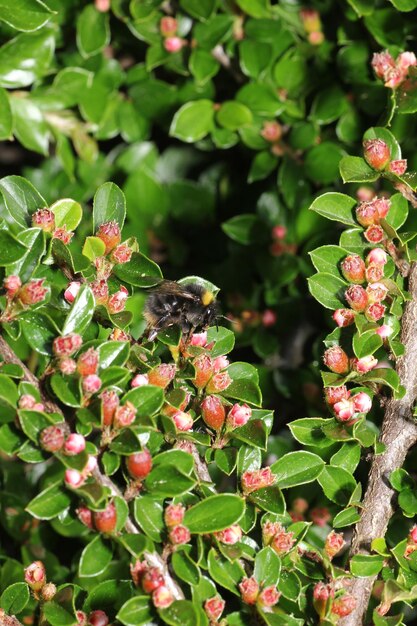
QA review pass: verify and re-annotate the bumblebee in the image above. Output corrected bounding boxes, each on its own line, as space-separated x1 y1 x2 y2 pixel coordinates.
143 280 219 341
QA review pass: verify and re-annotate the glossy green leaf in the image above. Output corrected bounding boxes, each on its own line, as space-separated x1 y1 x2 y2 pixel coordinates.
82 236 106 261
222 214 262 245
0 175 46 228
62 285 95 335
50 198 83 230
184 494 245 533
79 535 113 577
0 582 30 614
117 596 152 626
217 101 253 130
122 385 164 417
77 5 110 58
350 554 385 577
207 548 244 595
0 86 12 139
318 465 357 505
339 156 379 183
0 30 54 88
134 496 164 541
26 482 71 519
145 464 196 497
0 229 27 265
333 507 361 528
308 272 346 309
93 181 126 231
271 451 325 488
172 549 200 585
207 326 235 357
113 251 162 287
180 0 216 19
309 192 357 225
170 100 214 142
249 485 285 514
158 600 199 626
253 547 281 586
289 417 334 449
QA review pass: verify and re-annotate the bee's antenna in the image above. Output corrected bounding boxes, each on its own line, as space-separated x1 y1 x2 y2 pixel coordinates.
218 314 238 325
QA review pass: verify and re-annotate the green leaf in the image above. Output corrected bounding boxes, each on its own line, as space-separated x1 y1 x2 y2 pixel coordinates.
145 465 196 497
184 494 245 533
331 442 361 473
207 548 244 595
353 329 383 358
77 5 110 58
0 582 30 614
42 595 77 626
0 175 46 228
93 182 126 231
82 236 106 261
170 100 214 142
0 229 27 265
10 96 49 155
364 127 401 161
289 418 334 449
360 368 400 392
134 496 164 541
318 465 357 505
253 547 281 586
339 156 380 183
207 326 235 357
271 451 325 488
217 101 253 130
180 0 216 19
385 193 408 230
18 409 56 443
79 535 113 577
350 554 385 577
113 251 162 287
248 150 277 183
21 312 57 355
236 0 270 18
122 385 164 418
249 485 285 514
158 600 199 626
0 30 54 88
98 341 130 369
117 596 153 626
0 87 12 139
390 468 414 492
222 379 262 406
189 49 219 85
171 549 200 585
310 86 349 125
309 245 348 276
50 373 81 407
26 482 71 519
239 39 271 78
222 214 262 245
0 0 54 32
398 488 417 516
333 507 361 528
308 272 346 309
62 285 95 335
50 198 83 231
309 192 357 226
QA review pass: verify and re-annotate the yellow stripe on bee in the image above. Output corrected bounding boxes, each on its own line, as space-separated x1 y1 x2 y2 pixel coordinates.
201 290 214 306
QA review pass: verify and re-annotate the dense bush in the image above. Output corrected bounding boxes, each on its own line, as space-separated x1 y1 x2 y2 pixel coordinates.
2 1 417 625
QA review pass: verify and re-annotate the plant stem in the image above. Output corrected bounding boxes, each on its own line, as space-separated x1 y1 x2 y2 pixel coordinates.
340 261 417 625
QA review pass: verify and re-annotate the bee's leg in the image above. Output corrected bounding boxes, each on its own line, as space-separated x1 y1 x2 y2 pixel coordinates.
141 315 173 343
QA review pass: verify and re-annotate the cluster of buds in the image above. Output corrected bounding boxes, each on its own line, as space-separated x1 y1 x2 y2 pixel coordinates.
372 50 417 90
99 387 137 431
64 455 97 489
75 610 110 626
201 397 252 433
130 560 174 608
164 502 191 545
299 8 324 45
239 576 281 608
159 15 185 53
32 207 75 243
77 501 117 534
39 422 87 457
1 277 48 321
363 138 407 177
241 467 276 494
323 346 378 377
313 582 356 619
193 353 232 394
270 224 296 256
325 386 373 423
24 561 56 601
262 521 296 555
18 393 45 412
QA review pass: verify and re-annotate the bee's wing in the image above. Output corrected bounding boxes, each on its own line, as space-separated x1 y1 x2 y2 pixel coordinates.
150 280 199 301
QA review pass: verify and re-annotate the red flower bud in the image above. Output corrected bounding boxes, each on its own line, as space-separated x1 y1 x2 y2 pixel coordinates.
88 610 109 626
77 348 99 376
114 401 136 428
100 389 119 427
227 403 252 429
64 281 81 303
39 423 68 452
152 586 174 608
172 410 193 431
214 525 242 545
91 279 109 305
169 524 191 545
366 248 387 266
201 395 226 430
324 385 350 405
4 275 21 297
77 506 94 529
82 374 102 395
262 521 282 545
96 221 121 254
239 577 259 605
59 357 77 375
206 371 232 394
204 596 225 621
345 285 368 312
363 139 391 171
53 333 83 357
333 398 355 422
352 392 372 413
389 159 407 176
258 586 281 607
261 121 282 143
110 243 133 264
261 308 277 327
148 363 176 388
160 16 178 36
323 346 350 374
32 208 55 232
332 308 355 327
108 287 128 314
63 433 86 456
24 561 46 591
93 502 117 534
366 282 388 302
142 568 164 593
130 560 147 587
324 530 345 559
409 526 417 543
84 455 97 475
76 611 87 626
364 224 385 244
65 468 84 488
271 528 296 555
272 225 287 240
212 355 230 372
352 355 378 373
193 354 214 388
131 373 149 387
356 201 380 227
313 581 334 602
331 594 356 617
365 302 386 322
366 262 385 283
372 51 395 79
241 467 276 494
19 278 48 305
300 8 321 32
164 503 185 527
189 331 208 347
126 449 153 479
164 36 184 53
53 227 73 245
340 255 366 283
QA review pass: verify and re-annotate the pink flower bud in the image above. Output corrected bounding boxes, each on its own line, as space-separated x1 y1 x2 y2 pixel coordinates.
389 159 407 176
59 357 77 375
131 373 149 387
4 275 21 297
84 455 98 474
212 355 230 372
206 371 232 394
352 392 372 413
19 394 36 409
331 594 356 617
110 243 132 264
100 389 120 427
53 333 83 357
323 346 350 374
364 224 385 244
372 51 396 79
164 503 186 527
366 282 388 303
374 197 391 219
333 308 355 327
114 401 136 428
148 363 176 388
193 354 214 388
64 281 81 303
169 524 191 545
130 559 147 587
77 506 93 528
33 402 45 411
261 121 282 143
324 530 345 559
258 586 281 607
19 278 48 305
310 506 331 526
204 596 225 621
324 385 350 405
152 586 174 608
262 309 277 327
363 139 391 171
65 468 84 488
365 302 386 322
32 208 55 232
41 582 57 602
24 561 46 591
189 331 208 347
397 51 417 70
95 0 111 11
353 355 378 374
262 521 282 545
82 374 102 395
201 395 226 431
215 524 242 545
160 16 178 37
227 403 252 428
241 467 276 494
340 255 366 283
366 248 387 266
409 526 417 543
333 398 355 422
376 324 392 338
366 262 385 283
172 410 193 431
96 221 121 254
108 288 128 314
64 433 86 455
345 285 368 312
93 502 117 534
40 423 68 452
76 611 88 626
272 225 287 240
88 610 109 626
239 577 259 605
356 201 380 227
53 227 73 245
77 348 99 376
164 37 184 53
314 581 334 602
91 279 109 305
271 528 295 555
